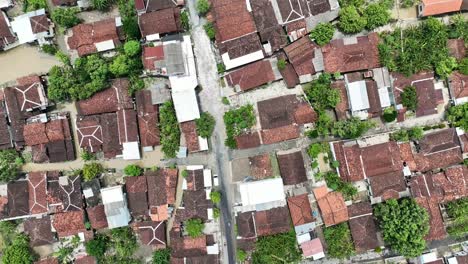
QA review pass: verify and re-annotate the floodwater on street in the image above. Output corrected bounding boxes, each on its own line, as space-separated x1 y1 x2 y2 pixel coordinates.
0 45 60 84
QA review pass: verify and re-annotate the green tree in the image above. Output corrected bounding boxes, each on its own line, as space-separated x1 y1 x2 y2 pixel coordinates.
86 235 108 258
323 223 355 259
195 112 216 138
401 86 418 111
383 106 397 122
333 117 375 139
186 218 205 238
159 101 181 158
436 56 458 79
41 44 58 55
204 22 216 40
338 6 366 34
0 150 23 183
82 162 103 182
51 7 81 28
25 0 47 11
459 58 468 75
447 103 468 131
303 73 340 110
180 10 190 31
277 59 287 71
2 234 34 264
446 198 468 237
111 227 138 257
210 191 221 203
237 249 247 262
374 198 429 257
129 74 145 95
152 248 170 264
408 126 423 140
0 221 18 250
310 22 335 46
252 231 301 264
364 3 390 30
110 54 132 77
196 0 211 16
124 164 143 177
124 40 141 57
213 207 220 219
315 111 334 136
80 150 96 161
92 0 112 11
223 105 256 148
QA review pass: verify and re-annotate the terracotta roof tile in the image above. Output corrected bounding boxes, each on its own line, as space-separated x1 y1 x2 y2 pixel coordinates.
254 206 291 236
117 109 139 143
261 125 300 145
235 132 261 149
257 95 298 129
217 32 263 60
86 205 108 229
349 214 379 252
293 102 317 124
420 0 462 16
251 0 287 51
135 221 166 246
287 194 314 226
68 19 119 57
74 256 97 264
450 71 468 99
0 11 16 50
316 190 349 226
27 172 48 214
226 60 276 91
180 121 201 153
142 46 165 71
280 63 300 88
24 216 55 247
236 211 256 238
170 231 207 258
52 210 86 238
212 0 257 42
277 151 308 185
369 171 406 199
416 197 446 241
248 154 273 179
284 37 318 77
301 238 324 258
139 8 181 38
125 176 149 218
30 14 49 34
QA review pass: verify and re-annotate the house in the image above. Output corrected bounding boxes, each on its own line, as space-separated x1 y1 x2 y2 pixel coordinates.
283 37 322 83
287 194 315 236
135 90 160 151
134 221 166 248
5 181 29 219
249 153 274 179
300 238 325 260
100 185 131 229
86 204 109 229
10 9 54 46
251 0 288 54
313 186 348 226
46 173 83 213
24 216 55 247
27 172 48 215
236 207 291 238
138 8 182 41
235 132 262 150
332 80 350 120
52 210 86 238
449 71 468 105
134 0 184 14
145 168 178 221
125 176 149 219
180 121 208 153
67 18 122 57
418 0 463 16
0 11 17 50
391 71 444 119
170 229 208 258
322 33 380 74
277 151 308 185
237 178 286 212
225 59 281 92
347 202 380 252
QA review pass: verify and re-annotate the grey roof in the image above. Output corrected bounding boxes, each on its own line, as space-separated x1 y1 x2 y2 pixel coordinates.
104 201 131 229
163 42 185 75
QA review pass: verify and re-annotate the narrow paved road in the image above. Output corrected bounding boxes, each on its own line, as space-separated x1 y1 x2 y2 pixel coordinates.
185 1 235 263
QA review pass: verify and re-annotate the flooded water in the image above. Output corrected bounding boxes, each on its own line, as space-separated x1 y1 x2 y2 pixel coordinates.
0 45 60 84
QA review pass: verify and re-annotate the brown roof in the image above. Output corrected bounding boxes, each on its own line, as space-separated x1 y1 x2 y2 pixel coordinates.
74 256 97 264
7 181 29 218
236 211 256 238
24 123 48 146
448 39 466 60
76 78 132 116
52 210 86 238
261 125 300 145
100 113 123 159
332 80 349 120
416 197 446 241
7 75 47 113
117 109 139 143
369 171 406 199
68 19 120 57
257 95 298 129
248 153 273 179
322 33 380 73
251 0 287 51
142 45 165 71
186 169 204 191
398 142 418 171
76 116 104 153
0 101 12 150
217 32 263 60
276 0 306 23
226 60 276 91
144 0 183 12
277 151 308 185
51 0 77 5
34 258 59 264
254 206 291 236
450 71 468 99
139 8 181 38
0 12 16 50
86 205 108 229
391 71 436 108
135 221 166 246
235 132 261 149
280 63 300 88
284 37 318 77
287 194 314 226
170 229 207 258
294 102 317 124
28 172 48 215
135 90 160 147
316 189 349 226
30 15 49 34
347 201 372 218
46 174 83 213
180 121 201 153
212 0 257 42
24 216 55 247
125 176 149 218
348 212 379 252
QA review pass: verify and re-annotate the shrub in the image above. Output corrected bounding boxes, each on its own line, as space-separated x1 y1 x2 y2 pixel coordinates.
152 248 170 264
196 0 211 16
324 172 357 199
447 103 468 131
277 59 287 71
237 249 247 262
123 164 143 176
92 0 112 11
307 143 325 159
445 198 468 238
210 191 221 203
2 234 34 264
459 58 468 75
333 117 375 139
180 10 190 31
81 150 96 161
118 0 141 40
310 22 335 46
159 101 181 158
86 235 108 258
0 150 23 183
217 63 226 74
123 40 141 57
383 106 397 122
223 105 256 148
82 163 103 181
51 7 81 28
110 227 138 257
323 223 355 259
41 44 58 55
24 0 47 11
338 6 366 34
128 74 145 95
181 170 189 178
303 73 340 110
222 97 230 105
195 112 216 138
401 86 418 111
311 160 319 169
364 3 390 30
204 22 216 40
185 218 204 238
331 160 340 168
306 129 319 139
252 231 301 264
400 0 415 7
435 56 458 79
408 126 423 140
213 207 220 219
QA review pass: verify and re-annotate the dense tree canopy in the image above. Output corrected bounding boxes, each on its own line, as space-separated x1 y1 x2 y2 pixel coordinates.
338 6 367 34
323 223 355 259
159 101 181 158
195 112 216 138
435 56 458 79
118 0 141 40
2 234 34 264
374 198 429 257
401 86 418 111
223 105 256 148
152 249 170 264
0 150 23 183
447 103 468 131
185 218 205 238
252 231 301 264
304 73 340 110
86 235 109 258
51 7 81 28
310 23 335 46
333 117 375 139
82 162 103 182
364 3 390 30
446 198 468 237
123 164 143 177
196 0 211 16
111 227 138 257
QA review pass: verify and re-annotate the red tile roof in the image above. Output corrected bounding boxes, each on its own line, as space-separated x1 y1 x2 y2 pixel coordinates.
86 205 108 229
280 63 300 88
212 0 257 42
27 172 48 215
261 125 300 145
332 80 349 120
142 45 165 71
74 256 97 264
235 132 261 149
170 230 207 258
316 189 349 226
254 207 291 236
287 194 314 226
126 176 149 218
30 14 49 34
294 102 317 124
0 12 16 50
135 90 160 147
68 19 120 57
226 60 276 91
139 8 181 38
448 39 466 60
180 121 201 153
284 37 318 77
348 211 379 252
322 33 380 74
236 211 256 238
450 71 468 99
52 210 86 238
248 154 273 179
277 151 308 185
416 197 446 241
117 109 139 143
10 75 47 112
300 238 324 258
420 0 462 16
135 221 166 246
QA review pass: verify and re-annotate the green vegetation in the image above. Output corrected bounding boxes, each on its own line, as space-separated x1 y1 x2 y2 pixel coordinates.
378 17 450 76
0 150 23 183
118 0 141 40
185 218 205 238
81 150 96 161
0 221 18 251
223 105 256 148
159 101 181 158
213 207 221 219
310 22 335 46
323 223 355 259
110 41 143 77
51 7 81 29
82 162 103 182
374 198 429 257
2 234 35 264
304 73 340 110
217 63 226 74
436 56 458 79
390 127 424 142
110 227 138 257
252 230 301 264
180 10 190 31
277 59 287 71
338 6 366 34
383 106 397 122
237 249 248 262
123 164 143 177
86 235 109 258
24 0 47 11
364 3 390 30
447 103 468 131
181 170 189 178
333 117 375 139
222 97 230 105
152 248 171 264
324 172 358 200
204 22 216 40
400 0 415 7
210 191 221 203
401 86 418 111
196 0 211 16
446 198 468 238
41 44 58 55
92 0 112 11
195 112 216 138
459 58 468 75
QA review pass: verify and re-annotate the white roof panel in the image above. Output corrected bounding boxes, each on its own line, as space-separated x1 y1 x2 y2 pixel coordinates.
172 88 200 122
95 39 115 52
203 169 212 188
347 80 370 112
239 178 285 206
122 141 141 160
101 186 124 204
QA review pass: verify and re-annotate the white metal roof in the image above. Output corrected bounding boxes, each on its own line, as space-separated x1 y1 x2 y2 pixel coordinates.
378 87 391 108
0 0 12 8
101 186 125 204
101 186 131 229
239 178 285 206
122 141 141 160
198 136 209 151
222 50 264 70
172 87 200 122
11 10 43 44
203 169 212 188
95 39 115 52
169 35 198 90
207 243 219 255
347 80 370 112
